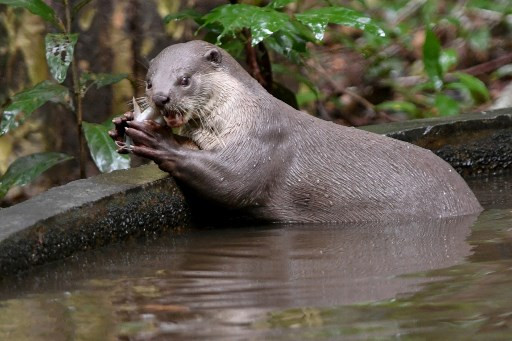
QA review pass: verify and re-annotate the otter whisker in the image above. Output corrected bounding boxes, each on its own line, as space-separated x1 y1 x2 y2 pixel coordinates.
195 106 225 148
135 97 151 112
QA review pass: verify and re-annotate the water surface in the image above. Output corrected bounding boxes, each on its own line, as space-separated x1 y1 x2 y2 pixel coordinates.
0 175 511 340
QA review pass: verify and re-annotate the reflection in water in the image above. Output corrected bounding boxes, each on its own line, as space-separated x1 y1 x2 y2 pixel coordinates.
261 209 512 340
0 215 476 340
467 175 512 209
166 217 475 309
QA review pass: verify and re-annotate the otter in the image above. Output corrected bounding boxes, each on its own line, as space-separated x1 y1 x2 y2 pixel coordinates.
109 40 482 223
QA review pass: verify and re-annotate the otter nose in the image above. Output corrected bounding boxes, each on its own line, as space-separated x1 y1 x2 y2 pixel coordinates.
152 93 170 108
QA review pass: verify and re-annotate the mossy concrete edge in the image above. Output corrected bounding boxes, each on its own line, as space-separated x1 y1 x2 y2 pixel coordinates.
0 164 191 277
363 108 512 177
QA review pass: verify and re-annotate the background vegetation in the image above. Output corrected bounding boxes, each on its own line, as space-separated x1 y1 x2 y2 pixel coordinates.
0 0 511 206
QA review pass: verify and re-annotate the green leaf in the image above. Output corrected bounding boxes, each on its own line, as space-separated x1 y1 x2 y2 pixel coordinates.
268 0 296 9
453 72 490 103
295 7 385 41
265 21 314 62
163 9 202 24
445 82 472 105
439 48 457 74
435 93 460 116
376 101 419 117
95 73 128 88
423 27 443 90
45 33 78 83
82 121 130 173
265 22 310 64
80 72 128 93
201 4 290 45
296 89 317 107
1 81 70 136
0 152 73 198
214 38 245 58
0 0 61 28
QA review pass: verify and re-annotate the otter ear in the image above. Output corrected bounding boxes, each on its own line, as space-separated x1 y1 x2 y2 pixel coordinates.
204 48 222 66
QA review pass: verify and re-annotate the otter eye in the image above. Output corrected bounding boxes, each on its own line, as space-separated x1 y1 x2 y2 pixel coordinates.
146 80 152 89
180 76 190 87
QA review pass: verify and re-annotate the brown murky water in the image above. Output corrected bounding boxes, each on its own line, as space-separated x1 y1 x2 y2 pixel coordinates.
0 175 511 340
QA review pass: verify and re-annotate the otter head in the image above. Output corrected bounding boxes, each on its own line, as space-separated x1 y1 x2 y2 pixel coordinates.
145 41 224 128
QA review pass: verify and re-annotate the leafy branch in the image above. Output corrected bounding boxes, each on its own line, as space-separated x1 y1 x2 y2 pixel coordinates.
0 0 128 199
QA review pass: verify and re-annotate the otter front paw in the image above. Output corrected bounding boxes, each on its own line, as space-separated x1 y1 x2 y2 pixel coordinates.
108 111 135 154
125 120 182 172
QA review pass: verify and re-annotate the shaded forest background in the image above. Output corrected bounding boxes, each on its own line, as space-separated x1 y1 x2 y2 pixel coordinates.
0 0 511 206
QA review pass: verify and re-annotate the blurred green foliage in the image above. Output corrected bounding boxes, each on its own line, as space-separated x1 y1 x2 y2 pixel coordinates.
167 0 508 119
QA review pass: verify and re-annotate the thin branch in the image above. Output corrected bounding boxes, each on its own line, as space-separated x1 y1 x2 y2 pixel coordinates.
459 52 512 77
243 29 271 90
391 0 427 26
64 0 86 179
257 41 273 90
390 51 512 88
310 63 376 115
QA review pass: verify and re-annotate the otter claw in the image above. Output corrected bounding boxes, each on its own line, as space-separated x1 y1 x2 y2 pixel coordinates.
115 140 134 154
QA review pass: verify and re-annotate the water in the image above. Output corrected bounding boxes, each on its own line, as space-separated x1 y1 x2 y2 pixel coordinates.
1 175 512 340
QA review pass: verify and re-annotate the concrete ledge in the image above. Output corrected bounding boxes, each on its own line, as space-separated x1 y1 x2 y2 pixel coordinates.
0 109 511 277
0 165 190 277
363 108 512 176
